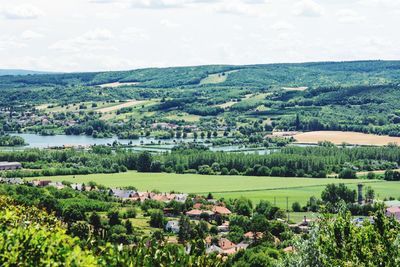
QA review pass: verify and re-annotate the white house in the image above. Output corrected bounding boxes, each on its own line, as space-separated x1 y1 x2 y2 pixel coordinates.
165 220 180 233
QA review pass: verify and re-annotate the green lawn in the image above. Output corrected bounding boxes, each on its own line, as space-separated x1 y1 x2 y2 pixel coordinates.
27 171 399 208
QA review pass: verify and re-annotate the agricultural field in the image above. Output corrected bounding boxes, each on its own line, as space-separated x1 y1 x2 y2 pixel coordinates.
27 171 396 208
97 81 139 88
96 100 147 113
294 131 400 146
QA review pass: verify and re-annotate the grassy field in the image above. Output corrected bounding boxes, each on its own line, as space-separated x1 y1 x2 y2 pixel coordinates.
165 112 201 122
294 131 400 146
27 171 400 208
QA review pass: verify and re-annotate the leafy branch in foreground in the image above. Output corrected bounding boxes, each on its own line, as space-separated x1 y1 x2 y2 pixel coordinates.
0 195 225 267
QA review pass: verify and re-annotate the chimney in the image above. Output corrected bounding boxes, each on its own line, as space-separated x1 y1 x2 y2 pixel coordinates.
358 184 363 204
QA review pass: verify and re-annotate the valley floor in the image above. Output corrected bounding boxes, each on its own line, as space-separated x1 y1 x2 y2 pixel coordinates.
27 171 396 208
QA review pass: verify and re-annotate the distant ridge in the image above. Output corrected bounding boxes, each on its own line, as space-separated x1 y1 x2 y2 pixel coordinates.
0 69 56 76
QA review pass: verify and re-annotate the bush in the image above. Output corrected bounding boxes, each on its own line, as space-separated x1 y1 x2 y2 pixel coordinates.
292 202 301 212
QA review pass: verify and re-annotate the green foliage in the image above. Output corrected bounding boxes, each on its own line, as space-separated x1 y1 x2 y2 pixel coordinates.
282 210 400 267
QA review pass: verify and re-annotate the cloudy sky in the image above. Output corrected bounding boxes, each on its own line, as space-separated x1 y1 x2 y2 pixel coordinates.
0 0 399 72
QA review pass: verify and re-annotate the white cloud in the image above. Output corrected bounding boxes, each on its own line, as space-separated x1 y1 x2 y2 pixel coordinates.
20 30 44 40
84 28 114 41
121 27 150 41
270 21 294 31
293 0 324 17
0 35 27 50
336 9 365 24
0 4 44 20
160 19 180 28
215 1 260 16
129 0 182 9
49 28 115 52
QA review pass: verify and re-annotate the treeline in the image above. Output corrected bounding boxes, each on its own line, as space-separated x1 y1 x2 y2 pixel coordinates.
0 134 26 146
2 144 400 178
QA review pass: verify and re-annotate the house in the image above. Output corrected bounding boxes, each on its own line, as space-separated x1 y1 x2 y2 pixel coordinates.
48 182 65 190
186 209 214 219
386 206 400 221
165 220 180 234
217 221 229 232
71 183 93 192
212 206 232 216
193 203 203 209
0 177 23 184
0 162 22 170
152 193 176 202
288 216 315 233
206 245 224 254
110 188 138 199
244 231 264 241
32 180 52 187
151 122 178 130
205 237 245 255
174 193 188 203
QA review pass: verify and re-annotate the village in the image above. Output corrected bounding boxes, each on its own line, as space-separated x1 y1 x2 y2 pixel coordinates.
4 175 400 257
0 176 316 256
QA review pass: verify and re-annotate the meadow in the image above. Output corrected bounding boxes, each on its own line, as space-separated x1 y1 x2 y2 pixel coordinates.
28 171 399 208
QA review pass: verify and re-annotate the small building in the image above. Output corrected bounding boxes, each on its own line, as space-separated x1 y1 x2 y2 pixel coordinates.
244 231 264 241
32 180 52 187
186 209 214 219
174 193 188 203
110 188 138 199
0 162 22 170
165 220 180 234
212 206 232 216
48 182 65 190
217 221 230 232
386 206 400 221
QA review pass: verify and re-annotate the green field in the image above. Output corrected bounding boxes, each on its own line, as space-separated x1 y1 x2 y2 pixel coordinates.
27 171 400 208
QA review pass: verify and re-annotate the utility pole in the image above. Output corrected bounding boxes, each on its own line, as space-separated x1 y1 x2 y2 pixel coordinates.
286 196 289 222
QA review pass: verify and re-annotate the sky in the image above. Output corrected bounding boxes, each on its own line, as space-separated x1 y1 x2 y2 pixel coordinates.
0 0 399 72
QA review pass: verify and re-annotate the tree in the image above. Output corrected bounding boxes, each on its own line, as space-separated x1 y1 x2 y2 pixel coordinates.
137 151 152 172
178 215 192 243
69 221 90 240
292 202 301 212
125 220 133 235
365 186 375 203
227 225 245 244
250 214 269 236
282 210 400 267
89 212 102 233
321 184 356 212
321 183 356 204
149 210 164 228
63 205 85 223
339 168 357 179
367 172 376 180
234 197 253 217
107 210 121 226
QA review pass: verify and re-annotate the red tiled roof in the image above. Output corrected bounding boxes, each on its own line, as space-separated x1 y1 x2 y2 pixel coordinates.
218 238 236 250
212 206 232 215
244 231 263 239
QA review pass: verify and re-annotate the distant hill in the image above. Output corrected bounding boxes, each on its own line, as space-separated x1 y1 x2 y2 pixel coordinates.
0 69 55 76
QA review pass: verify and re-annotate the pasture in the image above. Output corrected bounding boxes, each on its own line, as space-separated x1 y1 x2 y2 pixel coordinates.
294 131 400 146
27 171 398 208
